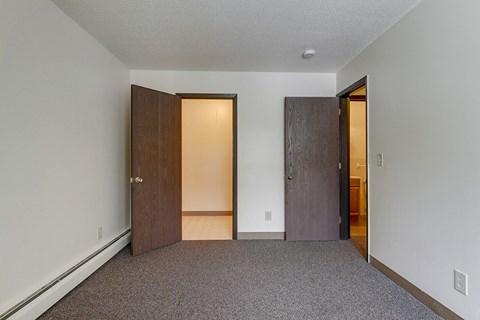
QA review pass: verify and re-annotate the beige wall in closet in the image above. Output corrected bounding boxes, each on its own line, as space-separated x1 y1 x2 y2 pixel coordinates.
182 99 233 212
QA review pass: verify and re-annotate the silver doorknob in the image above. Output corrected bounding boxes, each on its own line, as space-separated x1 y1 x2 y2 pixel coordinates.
134 177 143 183
288 175 293 180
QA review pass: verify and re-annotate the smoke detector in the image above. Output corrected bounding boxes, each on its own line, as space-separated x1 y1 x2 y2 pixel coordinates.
302 49 316 58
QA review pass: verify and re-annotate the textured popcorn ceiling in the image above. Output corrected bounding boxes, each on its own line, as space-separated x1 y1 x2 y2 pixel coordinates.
52 0 422 72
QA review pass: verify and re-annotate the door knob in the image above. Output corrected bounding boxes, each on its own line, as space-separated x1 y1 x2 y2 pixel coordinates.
287 175 293 180
134 177 143 183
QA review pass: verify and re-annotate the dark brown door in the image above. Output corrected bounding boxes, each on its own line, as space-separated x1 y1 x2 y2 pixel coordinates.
131 85 182 256
285 97 340 241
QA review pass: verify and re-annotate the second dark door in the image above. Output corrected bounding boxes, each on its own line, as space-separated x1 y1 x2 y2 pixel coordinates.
285 97 340 241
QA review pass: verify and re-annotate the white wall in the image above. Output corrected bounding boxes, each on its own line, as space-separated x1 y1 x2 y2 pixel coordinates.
182 99 233 211
338 0 480 318
0 0 130 314
131 71 336 232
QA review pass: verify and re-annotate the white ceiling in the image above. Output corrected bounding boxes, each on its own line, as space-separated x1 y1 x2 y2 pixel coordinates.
51 0 422 72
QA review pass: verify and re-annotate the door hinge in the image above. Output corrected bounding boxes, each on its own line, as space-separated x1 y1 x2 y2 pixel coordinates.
339 216 342 224
339 108 341 116
338 162 342 170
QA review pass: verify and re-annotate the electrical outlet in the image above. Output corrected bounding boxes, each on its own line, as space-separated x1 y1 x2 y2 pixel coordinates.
265 211 272 221
454 269 468 295
97 226 103 240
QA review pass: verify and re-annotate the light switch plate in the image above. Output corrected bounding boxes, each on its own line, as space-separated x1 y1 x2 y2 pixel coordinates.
377 153 384 167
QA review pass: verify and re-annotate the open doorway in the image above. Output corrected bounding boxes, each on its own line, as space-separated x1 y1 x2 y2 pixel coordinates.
348 86 367 257
178 94 237 240
338 77 368 259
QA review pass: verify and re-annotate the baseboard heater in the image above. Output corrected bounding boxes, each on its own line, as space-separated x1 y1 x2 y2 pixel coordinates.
0 229 130 320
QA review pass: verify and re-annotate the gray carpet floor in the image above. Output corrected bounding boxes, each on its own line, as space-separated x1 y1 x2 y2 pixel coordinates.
39 240 441 320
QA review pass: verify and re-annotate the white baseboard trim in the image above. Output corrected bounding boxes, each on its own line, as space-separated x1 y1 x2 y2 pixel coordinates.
3 230 130 320
237 232 285 240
